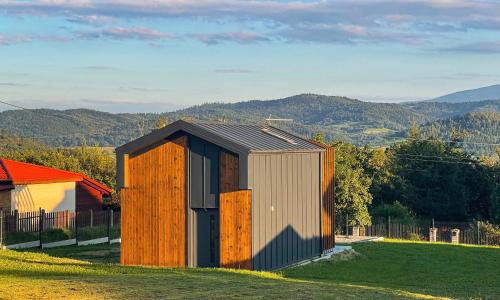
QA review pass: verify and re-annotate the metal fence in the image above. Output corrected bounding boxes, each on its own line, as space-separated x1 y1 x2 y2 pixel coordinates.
0 208 121 248
335 214 500 246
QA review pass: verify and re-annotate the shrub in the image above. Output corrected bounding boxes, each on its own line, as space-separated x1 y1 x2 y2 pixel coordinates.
406 232 423 241
42 228 73 243
371 201 415 223
77 225 120 241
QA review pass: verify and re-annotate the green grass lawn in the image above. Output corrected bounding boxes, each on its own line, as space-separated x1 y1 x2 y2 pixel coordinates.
0 240 498 299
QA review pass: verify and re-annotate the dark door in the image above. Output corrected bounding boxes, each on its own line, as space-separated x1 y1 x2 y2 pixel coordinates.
189 135 221 267
194 209 220 267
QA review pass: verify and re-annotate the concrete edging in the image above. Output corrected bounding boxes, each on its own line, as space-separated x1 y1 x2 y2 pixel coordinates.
4 237 121 250
109 238 121 244
42 239 77 249
6 240 40 249
78 237 109 246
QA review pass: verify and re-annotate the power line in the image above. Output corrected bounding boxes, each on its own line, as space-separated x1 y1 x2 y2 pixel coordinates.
392 155 489 166
0 100 31 111
391 136 500 147
392 153 475 161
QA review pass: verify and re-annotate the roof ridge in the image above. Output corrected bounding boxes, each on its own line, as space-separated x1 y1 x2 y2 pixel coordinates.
0 159 12 181
0 158 83 178
82 176 113 194
265 125 318 146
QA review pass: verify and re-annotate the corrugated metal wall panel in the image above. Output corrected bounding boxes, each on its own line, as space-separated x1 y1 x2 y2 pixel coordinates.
248 152 321 270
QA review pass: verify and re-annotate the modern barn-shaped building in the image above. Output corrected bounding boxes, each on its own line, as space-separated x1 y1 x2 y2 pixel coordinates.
116 120 334 270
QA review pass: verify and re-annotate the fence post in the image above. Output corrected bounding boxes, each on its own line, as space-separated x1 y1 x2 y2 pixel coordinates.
14 209 18 232
107 208 111 243
38 208 44 249
388 216 391 238
110 209 114 228
75 211 78 242
90 209 93 228
0 209 3 249
477 221 480 245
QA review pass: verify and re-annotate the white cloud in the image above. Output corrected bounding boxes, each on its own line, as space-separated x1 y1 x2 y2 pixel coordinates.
78 27 173 40
2 0 500 45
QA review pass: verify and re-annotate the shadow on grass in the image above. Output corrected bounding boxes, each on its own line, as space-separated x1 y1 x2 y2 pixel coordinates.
6 241 492 299
0 263 440 299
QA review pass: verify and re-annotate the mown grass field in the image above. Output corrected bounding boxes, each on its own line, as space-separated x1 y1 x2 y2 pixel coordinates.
0 240 498 299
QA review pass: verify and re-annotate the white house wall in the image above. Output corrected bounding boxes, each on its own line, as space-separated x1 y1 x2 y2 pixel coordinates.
11 182 76 212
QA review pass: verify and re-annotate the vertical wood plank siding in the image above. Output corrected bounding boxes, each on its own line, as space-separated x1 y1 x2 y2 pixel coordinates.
219 190 252 269
248 152 321 270
219 151 252 269
120 136 187 267
322 146 335 251
220 151 239 193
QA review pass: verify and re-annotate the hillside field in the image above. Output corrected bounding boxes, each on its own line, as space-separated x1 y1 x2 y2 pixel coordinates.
1 240 499 299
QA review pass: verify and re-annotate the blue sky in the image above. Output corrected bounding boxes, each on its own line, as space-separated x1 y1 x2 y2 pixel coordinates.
1 0 500 113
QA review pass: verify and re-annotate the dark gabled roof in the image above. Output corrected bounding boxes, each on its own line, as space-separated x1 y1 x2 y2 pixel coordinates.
194 123 322 152
116 120 323 155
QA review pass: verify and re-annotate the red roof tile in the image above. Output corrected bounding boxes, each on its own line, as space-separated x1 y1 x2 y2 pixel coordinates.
0 160 9 181
0 158 83 184
0 159 112 194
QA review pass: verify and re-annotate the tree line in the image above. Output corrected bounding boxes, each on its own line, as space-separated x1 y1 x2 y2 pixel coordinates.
315 123 500 226
2 122 499 226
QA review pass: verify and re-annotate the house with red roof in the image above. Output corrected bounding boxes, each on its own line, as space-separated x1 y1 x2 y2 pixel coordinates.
0 158 112 213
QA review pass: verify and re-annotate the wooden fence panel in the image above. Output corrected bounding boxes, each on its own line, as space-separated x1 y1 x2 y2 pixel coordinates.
120 136 187 267
219 190 252 270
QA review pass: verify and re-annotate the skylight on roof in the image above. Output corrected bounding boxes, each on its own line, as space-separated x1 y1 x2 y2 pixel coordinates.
261 127 298 145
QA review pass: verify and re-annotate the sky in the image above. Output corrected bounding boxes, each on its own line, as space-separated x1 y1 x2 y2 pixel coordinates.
1 0 500 113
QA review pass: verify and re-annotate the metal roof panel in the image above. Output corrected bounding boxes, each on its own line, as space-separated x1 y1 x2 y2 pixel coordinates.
193 122 323 152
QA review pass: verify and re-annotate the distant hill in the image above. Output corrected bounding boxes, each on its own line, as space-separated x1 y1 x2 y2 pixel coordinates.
0 109 159 147
431 84 500 103
0 94 498 154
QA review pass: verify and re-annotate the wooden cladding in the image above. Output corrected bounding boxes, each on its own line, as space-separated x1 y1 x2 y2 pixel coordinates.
120 136 187 267
322 146 335 251
220 151 239 193
219 152 251 269
219 190 252 270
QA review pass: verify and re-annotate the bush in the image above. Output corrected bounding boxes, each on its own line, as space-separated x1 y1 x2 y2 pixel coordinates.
371 201 415 223
477 221 500 245
5 232 39 245
77 225 120 241
406 232 423 241
42 228 74 243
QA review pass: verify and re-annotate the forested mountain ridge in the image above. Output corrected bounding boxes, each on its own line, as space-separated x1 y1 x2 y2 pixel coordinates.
0 108 159 147
0 94 498 152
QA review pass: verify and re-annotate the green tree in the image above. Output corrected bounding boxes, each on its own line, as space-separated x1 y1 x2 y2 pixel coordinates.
154 115 169 130
331 141 372 226
312 132 325 144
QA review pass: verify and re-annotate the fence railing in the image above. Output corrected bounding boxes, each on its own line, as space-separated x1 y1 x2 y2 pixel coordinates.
335 215 500 246
0 208 121 248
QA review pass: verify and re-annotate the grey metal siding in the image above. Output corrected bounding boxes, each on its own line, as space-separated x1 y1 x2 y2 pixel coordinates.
248 152 321 270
